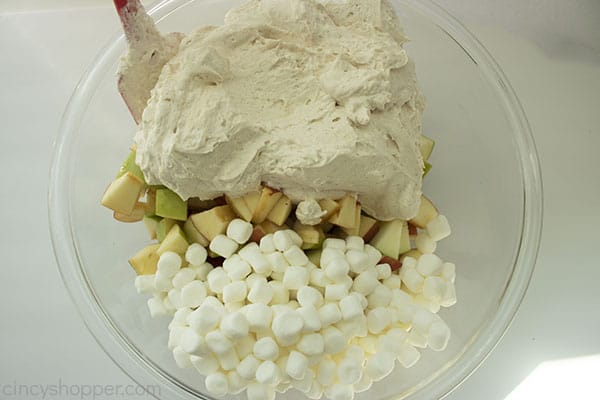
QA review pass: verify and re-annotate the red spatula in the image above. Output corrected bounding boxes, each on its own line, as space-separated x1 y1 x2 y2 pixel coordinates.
113 0 183 123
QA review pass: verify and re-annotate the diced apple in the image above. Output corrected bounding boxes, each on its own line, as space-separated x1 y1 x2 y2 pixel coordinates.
259 220 288 234
369 219 406 259
242 191 261 215
116 150 146 184
143 215 161 240
399 221 411 255
128 243 160 275
318 199 340 220
420 135 435 161
101 172 145 215
252 187 283 223
144 188 156 215
156 218 177 242
307 249 322 267
328 195 357 229
114 202 146 223
293 221 325 250
341 203 362 236
409 196 439 229
358 215 380 242
408 223 418 240
190 205 236 241
249 225 267 244
320 222 335 233
423 161 432 177
155 188 187 221
188 197 219 213
267 195 293 226
157 224 189 255
183 218 209 247
400 249 423 262
379 255 402 271
225 195 253 221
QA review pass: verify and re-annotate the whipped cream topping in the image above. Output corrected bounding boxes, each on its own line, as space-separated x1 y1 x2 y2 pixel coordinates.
135 0 425 220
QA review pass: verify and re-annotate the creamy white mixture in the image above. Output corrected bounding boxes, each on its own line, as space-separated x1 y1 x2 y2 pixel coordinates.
135 0 425 220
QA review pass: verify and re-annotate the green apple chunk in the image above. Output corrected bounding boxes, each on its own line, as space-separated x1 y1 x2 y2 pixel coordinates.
420 135 435 161
116 150 146 184
155 188 187 221
358 215 380 242
156 218 177 242
423 161 432 177
129 243 160 275
293 221 325 250
143 215 161 240
409 195 439 229
369 219 407 259
399 221 411 255
190 205 236 241
183 218 210 247
101 172 145 215
157 224 189 255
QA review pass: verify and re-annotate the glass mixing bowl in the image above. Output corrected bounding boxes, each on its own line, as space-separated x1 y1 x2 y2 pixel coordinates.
49 0 542 399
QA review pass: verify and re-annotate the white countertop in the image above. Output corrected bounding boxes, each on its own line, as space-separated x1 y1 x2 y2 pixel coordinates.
1 1 599 399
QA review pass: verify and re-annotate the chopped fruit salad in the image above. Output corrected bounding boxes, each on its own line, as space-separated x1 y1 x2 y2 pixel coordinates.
102 0 456 399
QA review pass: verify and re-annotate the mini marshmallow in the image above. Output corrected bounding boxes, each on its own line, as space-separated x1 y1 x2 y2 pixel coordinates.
283 266 309 290
243 303 273 332
422 276 447 302
247 382 276 400
205 330 233 354
323 238 346 250
157 251 182 277
190 354 220 375
192 262 212 281
375 263 392 280
339 295 363 320
269 281 290 305
366 284 392 308
170 307 192 328
220 311 249 339
285 229 303 247
292 368 314 393
318 303 342 326
147 296 168 318
247 279 274 304
275 380 292 394
309 268 329 288
363 245 383 269
207 267 230 294
172 346 192 369
245 273 267 289
167 289 183 309
266 252 289 274
168 326 185 350
210 234 239 258
442 262 456 283
426 215 451 242
327 384 354 400
226 218 253 244
225 301 245 312
307 381 324 400
352 292 368 310
417 254 443 276
298 305 322 332
235 335 257 359
323 326 346 354
180 280 207 308
297 333 325 355
428 320 451 351
187 304 220 333
345 236 364 251
185 243 208 266
239 243 272 274
134 275 155 294
354 373 373 393
237 354 261 379
205 372 229 397
365 351 395 381
222 255 252 281
222 280 248 304
162 296 176 313
317 357 337 386
172 267 197 289
272 311 304 345
325 258 350 282
259 234 277 253
273 230 294 252
325 284 348 302
227 371 247 395
218 348 240 371
345 345 366 363
320 248 346 268
253 336 279 361
415 232 436 254
402 267 424 293
297 286 324 308
346 249 370 274
397 343 421 368
286 351 309 380
256 360 281 384
356 336 378 354
366 307 391 334
411 308 435 334
338 357 362 384
284 245 309 266
154 272 174 292
336 316 366 339
383 274 402 290
407 329 428 348
352 268 379 296
441 283 457 307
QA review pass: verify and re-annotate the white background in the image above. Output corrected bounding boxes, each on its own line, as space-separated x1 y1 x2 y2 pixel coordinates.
1 1 599 399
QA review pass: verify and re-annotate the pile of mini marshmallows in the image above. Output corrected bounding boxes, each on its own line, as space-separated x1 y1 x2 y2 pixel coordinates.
134 217 456 400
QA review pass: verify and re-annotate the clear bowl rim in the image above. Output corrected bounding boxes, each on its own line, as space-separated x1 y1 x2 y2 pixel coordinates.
48 0 543 399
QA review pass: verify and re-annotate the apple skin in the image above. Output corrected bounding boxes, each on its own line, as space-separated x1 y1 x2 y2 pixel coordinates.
249 226 267 244
379 256 402 271
409 196 438 229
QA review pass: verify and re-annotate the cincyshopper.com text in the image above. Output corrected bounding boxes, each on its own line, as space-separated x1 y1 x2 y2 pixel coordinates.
0 379 161 399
